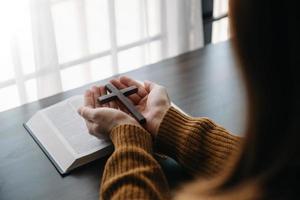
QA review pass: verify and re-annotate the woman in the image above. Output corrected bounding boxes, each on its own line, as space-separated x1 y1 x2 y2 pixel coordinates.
78 0 299 199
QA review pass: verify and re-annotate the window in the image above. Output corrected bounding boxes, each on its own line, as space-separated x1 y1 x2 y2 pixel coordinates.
0 0 204 112
202 0 229 44
212 0 229 43
50 0 165 89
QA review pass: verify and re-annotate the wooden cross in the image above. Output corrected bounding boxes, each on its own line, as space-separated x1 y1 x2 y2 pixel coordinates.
98 83 146 124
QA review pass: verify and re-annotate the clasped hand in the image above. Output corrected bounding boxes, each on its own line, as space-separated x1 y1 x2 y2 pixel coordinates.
78 76 170 138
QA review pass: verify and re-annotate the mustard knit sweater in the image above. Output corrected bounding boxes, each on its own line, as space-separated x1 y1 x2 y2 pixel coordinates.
100 106 247 200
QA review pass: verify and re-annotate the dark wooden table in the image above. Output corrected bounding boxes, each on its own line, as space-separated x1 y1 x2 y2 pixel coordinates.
0 41 247 200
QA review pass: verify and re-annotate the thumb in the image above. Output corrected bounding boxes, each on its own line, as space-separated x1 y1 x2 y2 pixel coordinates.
78 106 97 122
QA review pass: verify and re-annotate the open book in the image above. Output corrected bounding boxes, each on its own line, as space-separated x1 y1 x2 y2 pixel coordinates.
24 95 186 175
24 95 113 175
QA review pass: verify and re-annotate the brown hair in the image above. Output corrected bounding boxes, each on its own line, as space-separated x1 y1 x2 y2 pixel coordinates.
221 1 300 199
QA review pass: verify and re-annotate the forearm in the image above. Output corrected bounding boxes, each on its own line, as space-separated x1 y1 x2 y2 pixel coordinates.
100 125 170 200
155 107 242 177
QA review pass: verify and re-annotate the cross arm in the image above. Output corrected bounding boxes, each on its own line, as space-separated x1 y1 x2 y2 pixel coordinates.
100 83 146 124
98 86 138 104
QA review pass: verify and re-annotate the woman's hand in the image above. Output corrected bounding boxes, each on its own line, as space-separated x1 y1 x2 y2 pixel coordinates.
78 86 140 138
110 76 171 136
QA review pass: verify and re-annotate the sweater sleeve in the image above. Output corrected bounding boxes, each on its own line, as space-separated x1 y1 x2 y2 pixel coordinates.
155 106 242 177
100 124 170 200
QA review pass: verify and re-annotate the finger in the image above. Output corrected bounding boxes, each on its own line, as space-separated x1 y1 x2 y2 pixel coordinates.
84 120 101 136
108 98 118 109
89 122 100 136
119 76 148 98
91 86 101 108
84 119 94 134
84 90 95 108
99 86 109 108
78 106 97 122
144 80 159 93
110 79 141 104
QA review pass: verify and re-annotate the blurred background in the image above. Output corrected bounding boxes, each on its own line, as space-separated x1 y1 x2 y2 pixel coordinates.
0 0 229 112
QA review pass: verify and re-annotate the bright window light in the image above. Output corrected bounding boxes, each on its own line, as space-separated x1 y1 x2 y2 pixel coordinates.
212 0 230 44
0 0 204 112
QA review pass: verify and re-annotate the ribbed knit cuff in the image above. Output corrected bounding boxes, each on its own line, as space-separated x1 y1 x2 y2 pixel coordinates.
154 106 217 158
154 106 242 176
110 124 153 153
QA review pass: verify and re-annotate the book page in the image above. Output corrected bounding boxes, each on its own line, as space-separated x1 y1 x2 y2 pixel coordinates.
26 112 75 173
41 96 110 157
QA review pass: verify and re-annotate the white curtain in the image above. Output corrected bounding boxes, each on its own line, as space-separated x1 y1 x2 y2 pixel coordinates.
0 0 204 112
31 0 63 98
